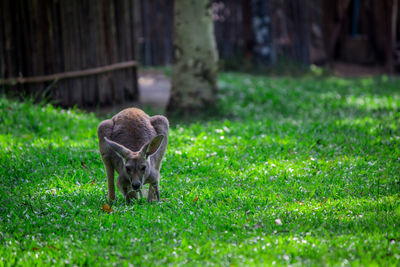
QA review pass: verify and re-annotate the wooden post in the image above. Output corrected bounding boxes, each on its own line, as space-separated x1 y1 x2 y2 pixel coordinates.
387 0 398 73
326 0 352 64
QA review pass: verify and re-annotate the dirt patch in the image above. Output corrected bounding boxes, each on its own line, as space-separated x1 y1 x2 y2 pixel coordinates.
331 62 387 77
138 70 171 109
86 70 171 116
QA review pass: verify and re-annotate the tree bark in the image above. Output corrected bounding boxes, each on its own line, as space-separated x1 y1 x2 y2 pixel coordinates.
167 0 218 114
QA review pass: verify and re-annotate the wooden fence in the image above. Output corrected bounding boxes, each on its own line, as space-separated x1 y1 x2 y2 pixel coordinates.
134 0 398 69
213 0 253 63
135 0 310 67
136 0 174 66
0 0 138 107
135 0 256 66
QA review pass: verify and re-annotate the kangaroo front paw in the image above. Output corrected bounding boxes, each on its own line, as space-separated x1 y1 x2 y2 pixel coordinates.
147 186 160 203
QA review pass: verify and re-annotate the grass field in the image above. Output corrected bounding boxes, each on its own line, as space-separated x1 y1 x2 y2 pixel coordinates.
1 73 400 266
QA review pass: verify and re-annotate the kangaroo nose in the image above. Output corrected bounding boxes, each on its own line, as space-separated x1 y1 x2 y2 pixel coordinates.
131 181 141 190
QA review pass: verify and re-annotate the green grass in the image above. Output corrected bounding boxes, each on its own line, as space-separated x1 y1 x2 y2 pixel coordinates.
1 73 400 266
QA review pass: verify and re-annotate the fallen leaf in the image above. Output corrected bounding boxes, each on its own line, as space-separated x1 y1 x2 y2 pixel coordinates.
81 161 88 169
274 218 282 225
193 197 199 203
32 247 40 251
102 204 113 213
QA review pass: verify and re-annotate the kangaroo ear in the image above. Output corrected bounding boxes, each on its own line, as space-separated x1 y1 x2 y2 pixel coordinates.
104 137 131 161
141 135 164 158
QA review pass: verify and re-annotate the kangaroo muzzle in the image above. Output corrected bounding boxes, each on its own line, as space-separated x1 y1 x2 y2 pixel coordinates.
131 181 142 191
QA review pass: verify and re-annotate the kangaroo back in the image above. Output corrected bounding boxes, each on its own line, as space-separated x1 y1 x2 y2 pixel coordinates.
110 108 156 150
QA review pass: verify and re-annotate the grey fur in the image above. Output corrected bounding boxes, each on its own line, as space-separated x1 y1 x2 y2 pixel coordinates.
97 108 169 203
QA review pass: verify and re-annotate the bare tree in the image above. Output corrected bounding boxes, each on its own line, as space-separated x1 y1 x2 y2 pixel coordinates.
167 0 218 114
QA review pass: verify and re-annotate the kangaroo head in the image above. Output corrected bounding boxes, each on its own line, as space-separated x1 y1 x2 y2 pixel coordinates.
104 135 164 191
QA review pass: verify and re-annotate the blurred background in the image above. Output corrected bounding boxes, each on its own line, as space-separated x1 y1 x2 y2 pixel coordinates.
0 0 398 110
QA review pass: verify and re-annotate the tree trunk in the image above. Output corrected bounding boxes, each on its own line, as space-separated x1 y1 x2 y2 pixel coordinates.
167 0 218 114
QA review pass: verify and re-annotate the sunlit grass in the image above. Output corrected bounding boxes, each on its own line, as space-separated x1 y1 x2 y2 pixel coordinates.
1 73 400 266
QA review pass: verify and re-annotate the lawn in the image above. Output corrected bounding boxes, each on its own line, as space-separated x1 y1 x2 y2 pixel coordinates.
0 73 400 266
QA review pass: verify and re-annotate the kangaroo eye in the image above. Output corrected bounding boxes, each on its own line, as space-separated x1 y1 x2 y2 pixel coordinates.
126 165 133 172
140 165 147 171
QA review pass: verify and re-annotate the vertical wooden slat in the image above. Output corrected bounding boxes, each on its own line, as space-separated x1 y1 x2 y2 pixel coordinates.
387 0 398 73
69 0 81 107
14 0 24 77
36 0 51 99
33 0 46 76
60 0 73 106
25 0 38 96
97 0 109 105
126 0 134 61
109 0 123 104
134 0 142 64
46 1 56 76
242 0 253 60
71 0 82 107
50 0 62 103
3 0 14 78
78 0 89 106
0 1 4 78
290 0 310 64
141 0 151 65
165 0 173 64
105 0 116 104
89 0 100 106
40 0 53 99
130 0 140 100
81 0 93 106
126 0 134 100
72 0 83 107
120 0 131 101
43 0 57 102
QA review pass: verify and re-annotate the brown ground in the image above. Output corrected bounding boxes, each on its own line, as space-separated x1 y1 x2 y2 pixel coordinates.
88 70 171 116
331 61 387 77
137 70 170 109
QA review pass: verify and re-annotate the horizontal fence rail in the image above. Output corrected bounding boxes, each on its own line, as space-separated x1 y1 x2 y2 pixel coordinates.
0 61 138 85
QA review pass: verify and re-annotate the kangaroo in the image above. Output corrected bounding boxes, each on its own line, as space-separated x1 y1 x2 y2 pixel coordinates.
97 108 169 203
